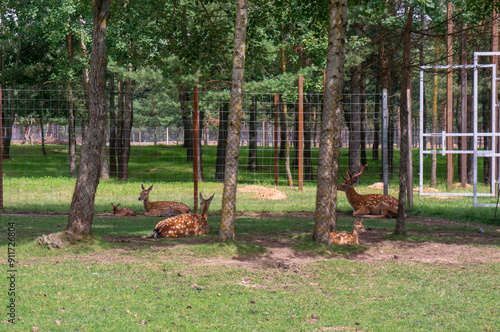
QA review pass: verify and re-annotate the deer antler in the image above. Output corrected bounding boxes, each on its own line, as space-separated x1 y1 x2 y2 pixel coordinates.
350 164 368 182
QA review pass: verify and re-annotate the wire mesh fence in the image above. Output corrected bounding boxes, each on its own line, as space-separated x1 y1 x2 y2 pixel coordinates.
1 88 401 211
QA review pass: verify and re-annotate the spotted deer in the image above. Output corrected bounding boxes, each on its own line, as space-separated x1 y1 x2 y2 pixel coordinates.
338 165 399 219
149 193 214 239
330 219 366 245
97 203 137 217
138 184 192 217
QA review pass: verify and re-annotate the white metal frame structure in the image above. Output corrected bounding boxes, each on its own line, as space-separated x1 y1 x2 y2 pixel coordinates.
419 52 500 207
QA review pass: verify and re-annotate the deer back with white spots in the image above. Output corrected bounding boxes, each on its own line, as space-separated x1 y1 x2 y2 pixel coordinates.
150 193 215 238
138 184 192 217
112 202 137 216
330 219 366 245
337 165 399 219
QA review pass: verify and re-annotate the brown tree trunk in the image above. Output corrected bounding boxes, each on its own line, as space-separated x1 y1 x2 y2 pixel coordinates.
314 0 347 244
116 78 124 178
219 0 248 242
108 73 117 177
215 102 229 181
248 95 258 170
67 33 77 178
180 86 193 161
349 62 362 175
372 86 380 160
395 5 414 235
118 65 133 181
304 96 313 181
66 0 111 238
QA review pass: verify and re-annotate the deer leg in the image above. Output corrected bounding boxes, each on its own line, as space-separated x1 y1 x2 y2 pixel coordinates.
380 202 398 218
159 210 182 217
353 207 371 216
145 210 163 217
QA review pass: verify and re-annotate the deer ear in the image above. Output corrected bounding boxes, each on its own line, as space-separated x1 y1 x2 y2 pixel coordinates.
207 193 215 203
148 185 153 191
141 184 145 190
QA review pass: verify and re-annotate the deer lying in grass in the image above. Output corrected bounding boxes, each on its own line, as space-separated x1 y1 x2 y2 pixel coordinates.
330 219 366 245
337 165 399 219
138 184 192 217
148 193 214 239
97 203 137 217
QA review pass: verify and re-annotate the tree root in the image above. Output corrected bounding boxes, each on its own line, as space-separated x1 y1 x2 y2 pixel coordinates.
38 231 84 249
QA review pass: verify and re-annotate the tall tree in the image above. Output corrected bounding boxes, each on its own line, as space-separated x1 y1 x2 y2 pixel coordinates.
394 4 414 235
66 0 111 240
218 0 249 242
314 0 347 245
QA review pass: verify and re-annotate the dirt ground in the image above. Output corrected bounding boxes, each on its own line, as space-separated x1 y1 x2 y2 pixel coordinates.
91 211 500 268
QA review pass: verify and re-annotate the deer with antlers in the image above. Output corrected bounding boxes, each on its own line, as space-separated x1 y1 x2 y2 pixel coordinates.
97 203 137 217
148 193 214 239
331 219 366 245
337 165 399 219
138 184 192 217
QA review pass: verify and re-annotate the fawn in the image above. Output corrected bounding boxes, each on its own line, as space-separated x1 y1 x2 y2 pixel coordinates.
330 220 366 245
337 165 399 219
97 203 137 217
138 184 192 217
149 193 214 238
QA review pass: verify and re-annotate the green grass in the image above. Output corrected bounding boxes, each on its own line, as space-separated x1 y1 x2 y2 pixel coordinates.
2 214 499 331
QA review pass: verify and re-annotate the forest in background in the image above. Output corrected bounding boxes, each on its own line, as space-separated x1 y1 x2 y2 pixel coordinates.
1 0 498 185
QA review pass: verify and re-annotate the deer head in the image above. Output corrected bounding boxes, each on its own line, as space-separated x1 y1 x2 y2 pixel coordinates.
337 164 368 192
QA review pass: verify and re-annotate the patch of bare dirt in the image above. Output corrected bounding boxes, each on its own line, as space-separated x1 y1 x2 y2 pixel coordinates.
98 213 500 268
10 210 500 268
238 185 287 200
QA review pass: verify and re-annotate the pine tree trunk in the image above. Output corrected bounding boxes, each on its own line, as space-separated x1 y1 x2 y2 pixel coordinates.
395 5 414 235
108 74 117 177
215 102 229 181
119 71 133 181
248 95 258 171
66 0 111 238
219 0 248 242
314 0 347 244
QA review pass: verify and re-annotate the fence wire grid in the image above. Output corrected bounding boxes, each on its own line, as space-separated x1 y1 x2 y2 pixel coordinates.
2 89 403 211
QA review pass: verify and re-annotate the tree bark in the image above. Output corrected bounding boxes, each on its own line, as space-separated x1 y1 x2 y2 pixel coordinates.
394 5 414 235
180 86 193 161
215 102 229 181
116 78 124 178
219 0 248 242
108 73 117 177
118 65 133 181
248 95 258 171
303 96 313 181
66 0 111 238
314 0 347 244
348 63 362 175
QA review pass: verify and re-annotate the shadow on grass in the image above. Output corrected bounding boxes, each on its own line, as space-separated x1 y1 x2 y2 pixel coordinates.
291 234 369 257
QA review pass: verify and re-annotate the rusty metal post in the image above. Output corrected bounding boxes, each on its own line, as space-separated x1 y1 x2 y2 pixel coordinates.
193 86 199 213
274 94 279 186
298 75 304 191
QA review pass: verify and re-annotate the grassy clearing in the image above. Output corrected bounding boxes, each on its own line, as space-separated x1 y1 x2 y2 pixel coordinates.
2 144 500 330
3 144 500 224
2 215 499 331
